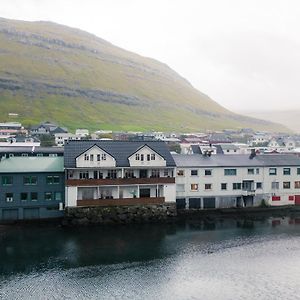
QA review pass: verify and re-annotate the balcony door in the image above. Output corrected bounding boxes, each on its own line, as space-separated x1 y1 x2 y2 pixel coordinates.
139 169 148 178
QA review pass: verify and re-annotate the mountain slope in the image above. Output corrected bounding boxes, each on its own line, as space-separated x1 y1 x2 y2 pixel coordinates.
0 18 288 132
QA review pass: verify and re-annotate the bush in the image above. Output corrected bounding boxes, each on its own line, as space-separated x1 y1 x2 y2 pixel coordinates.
260 199 269 208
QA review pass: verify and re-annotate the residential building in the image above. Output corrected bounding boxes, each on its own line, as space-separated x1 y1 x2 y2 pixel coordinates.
64 140 176 207
31 122 68 135
0 155 65 221
174 153 300 209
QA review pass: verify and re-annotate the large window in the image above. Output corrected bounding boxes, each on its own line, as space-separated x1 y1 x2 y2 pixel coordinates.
205 169 212 176
221 183 227 190
269 168 277 176
295 181 300 189
283 168 291 175
224 169 237 176
191 184 198 191
233 183 241 190
247 168 254 175
283 182 291 189
23 176 37 185
256 182 263 189
5 193 13 202
205 184 212 190
31 192 38 201
191 170 198 176
20 193 28 201
46 175 60 185
271 182 279 189
2 176 13 186
45 192 52 201
54 192 62 201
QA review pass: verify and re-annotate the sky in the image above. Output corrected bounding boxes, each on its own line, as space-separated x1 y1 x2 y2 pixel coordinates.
1 0 300 112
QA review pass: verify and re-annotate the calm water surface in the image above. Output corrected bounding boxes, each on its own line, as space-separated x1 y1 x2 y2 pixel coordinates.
0 215 300 300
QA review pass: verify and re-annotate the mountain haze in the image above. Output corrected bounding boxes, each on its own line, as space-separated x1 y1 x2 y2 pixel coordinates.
0 18 287 132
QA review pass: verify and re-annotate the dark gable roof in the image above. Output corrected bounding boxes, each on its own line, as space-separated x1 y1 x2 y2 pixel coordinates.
173 154 300 168
64 140 176 167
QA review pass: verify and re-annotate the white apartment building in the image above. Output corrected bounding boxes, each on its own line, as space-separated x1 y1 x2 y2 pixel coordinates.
173 153 300 209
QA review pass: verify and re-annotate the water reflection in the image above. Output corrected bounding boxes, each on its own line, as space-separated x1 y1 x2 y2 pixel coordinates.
0 214 300 276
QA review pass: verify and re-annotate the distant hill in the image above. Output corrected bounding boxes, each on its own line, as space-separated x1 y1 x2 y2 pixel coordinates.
243 110 299 133
0 18 288 132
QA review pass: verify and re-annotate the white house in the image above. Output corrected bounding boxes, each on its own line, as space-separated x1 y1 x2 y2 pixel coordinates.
64 140 176 207
173 153 300 209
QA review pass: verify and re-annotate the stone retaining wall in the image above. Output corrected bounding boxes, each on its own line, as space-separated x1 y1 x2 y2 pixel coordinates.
64 203 177 225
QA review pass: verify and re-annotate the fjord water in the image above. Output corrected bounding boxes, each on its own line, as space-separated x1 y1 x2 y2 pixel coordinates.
0 216 300 300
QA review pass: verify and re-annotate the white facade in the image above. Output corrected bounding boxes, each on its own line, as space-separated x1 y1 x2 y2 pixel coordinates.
174 155 300 209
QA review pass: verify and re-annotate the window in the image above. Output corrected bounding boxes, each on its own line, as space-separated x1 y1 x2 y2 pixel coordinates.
125 169 134 178
224 169 237 176
141 154 144 161
256 168 260 174
271 182 279 189
101 154 106 160
97 154 101 161
151 169 160 178
191 184 198 191
256 182 263 189
164 170 169 177
24 176 37 185
47 176 60 184
269 168 277 175
176 184 185 192
283 168 291 175
2 176 13 186
233 183 241 190
31 192 38 201
248 168 254 175
54 192 62 201
283 182 290 189
205 169 212 176
177 170 184 176
147 154 151 161
295 181 300 189
191 170 198 176
297 168 300 175
135 154 140 160
205 184 212 190
45 192 52 201
79 171 89 179
221 183 227 190
84 153 89 161
20 192 28 201
5 193 13 202
107 170 117 179
151 154 155 160
90 154 94 161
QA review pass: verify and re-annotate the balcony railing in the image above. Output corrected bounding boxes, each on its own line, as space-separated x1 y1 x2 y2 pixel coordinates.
67 177 175 186
77 197 165 207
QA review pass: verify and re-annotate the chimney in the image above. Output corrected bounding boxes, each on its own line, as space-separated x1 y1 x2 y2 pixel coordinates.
249 149 256 159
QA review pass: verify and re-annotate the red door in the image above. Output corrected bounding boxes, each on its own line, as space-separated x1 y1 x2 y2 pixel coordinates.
295 195 300 205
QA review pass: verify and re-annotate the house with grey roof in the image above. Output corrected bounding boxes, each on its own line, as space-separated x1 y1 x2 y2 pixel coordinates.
64 140 176 207
173 153 300 209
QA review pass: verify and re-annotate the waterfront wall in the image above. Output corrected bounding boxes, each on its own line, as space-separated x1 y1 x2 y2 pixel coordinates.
64 203 177 225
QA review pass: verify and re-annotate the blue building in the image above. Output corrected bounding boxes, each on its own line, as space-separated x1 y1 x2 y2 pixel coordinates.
0 154 65 221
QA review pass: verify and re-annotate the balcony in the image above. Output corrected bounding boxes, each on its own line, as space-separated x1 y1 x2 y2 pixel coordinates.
77 197 165 207
67 177 175 186
242 190 256 196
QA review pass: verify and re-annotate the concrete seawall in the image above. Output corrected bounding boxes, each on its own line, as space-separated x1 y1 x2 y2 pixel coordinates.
64 203 177 226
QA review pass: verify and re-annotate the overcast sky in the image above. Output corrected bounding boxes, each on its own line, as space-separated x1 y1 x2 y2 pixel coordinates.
1 0 300 112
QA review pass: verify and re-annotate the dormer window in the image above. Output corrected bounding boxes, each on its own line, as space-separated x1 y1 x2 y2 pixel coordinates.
151 154 155 160
97 154 100 161
141 154 144 161
84 154 89 161
147 154 150 161
101 154 106 160
90 154 94 161
136 154 140 160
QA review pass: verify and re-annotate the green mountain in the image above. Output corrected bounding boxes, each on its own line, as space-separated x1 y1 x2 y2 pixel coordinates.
0 17 288 132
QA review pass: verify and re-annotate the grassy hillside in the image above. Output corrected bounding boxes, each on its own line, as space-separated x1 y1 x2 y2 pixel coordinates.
0 17 288 132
